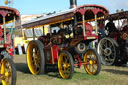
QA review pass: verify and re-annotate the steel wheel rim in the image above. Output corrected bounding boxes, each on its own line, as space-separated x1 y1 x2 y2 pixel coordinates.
84 50 98 75
27 42 41 75
58 53 71 79
1 59 12 85
98 38 116 65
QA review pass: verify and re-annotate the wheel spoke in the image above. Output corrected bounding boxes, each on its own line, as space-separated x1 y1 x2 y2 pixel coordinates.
63 67 66 73
108 41 113 48
103 41 107 47
67 66 71 71
92 65 97 72
99 46 104 52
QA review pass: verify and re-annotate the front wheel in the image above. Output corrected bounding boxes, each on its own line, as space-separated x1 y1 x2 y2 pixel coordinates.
84 49 101 75
1 58 17 85
58 51 74 79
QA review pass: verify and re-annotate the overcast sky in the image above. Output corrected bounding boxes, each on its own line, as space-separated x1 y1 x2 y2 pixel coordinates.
0 0 127 15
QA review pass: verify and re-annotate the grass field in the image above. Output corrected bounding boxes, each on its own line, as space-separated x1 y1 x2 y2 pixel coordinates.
1 54 128 85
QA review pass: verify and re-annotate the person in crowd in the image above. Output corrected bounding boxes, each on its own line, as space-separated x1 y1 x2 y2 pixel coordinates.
121 19 128 31
58 24 65 35
105 19 118 37
6 45 14 60
64 25 72 35
105 19 117 33
74 24 83 35
98 20 105 37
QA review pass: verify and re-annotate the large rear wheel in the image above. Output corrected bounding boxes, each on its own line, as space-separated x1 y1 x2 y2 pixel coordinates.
1 58 16 85
27 40 45 75
97 37 119 65
58 51 74 79
84 49 101 75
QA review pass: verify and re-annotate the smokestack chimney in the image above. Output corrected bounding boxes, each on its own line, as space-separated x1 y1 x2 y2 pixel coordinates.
70 0 77 9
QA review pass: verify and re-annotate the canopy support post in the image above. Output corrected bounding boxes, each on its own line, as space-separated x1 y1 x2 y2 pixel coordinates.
95 14 98 35
3 17 6 43
82 14 86 37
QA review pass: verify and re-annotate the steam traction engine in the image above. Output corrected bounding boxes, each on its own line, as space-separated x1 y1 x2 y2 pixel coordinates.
23 4 109 79
0 6 20 85
98 11 128 65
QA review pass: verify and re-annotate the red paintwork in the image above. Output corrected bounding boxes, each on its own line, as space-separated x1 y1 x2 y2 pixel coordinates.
115 36 117 41
0 37 3 41
84 22 98 40
75 4 109 14
75 8 106 15
74 55 82 67
75 9 86 15
85 22 93 34
91 9 105 15
0 10 8 17
44 45 60 64
51 45 59 64
0 6 20 25
0 6 20 17
74 4 109 15
74 55 89 67
0 27 3 37
4 44 9 48
74 62 87 67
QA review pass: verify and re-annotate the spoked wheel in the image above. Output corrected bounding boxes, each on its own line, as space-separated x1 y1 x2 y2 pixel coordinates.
97 37 119 65
84 49 101 75
58 51 74 79
1 58 16 85
27 40 45 75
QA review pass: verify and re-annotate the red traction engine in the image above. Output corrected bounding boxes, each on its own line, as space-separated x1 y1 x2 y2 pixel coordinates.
0 6 20 85
24 5 109 79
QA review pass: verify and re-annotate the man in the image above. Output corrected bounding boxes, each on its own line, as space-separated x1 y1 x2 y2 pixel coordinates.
6 45 14 60
74 24 83 35
105 19 118 37
98 21 105 37
105 19 117 32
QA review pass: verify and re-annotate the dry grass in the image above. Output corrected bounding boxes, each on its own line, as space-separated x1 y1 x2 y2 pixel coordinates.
1 54 128 85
